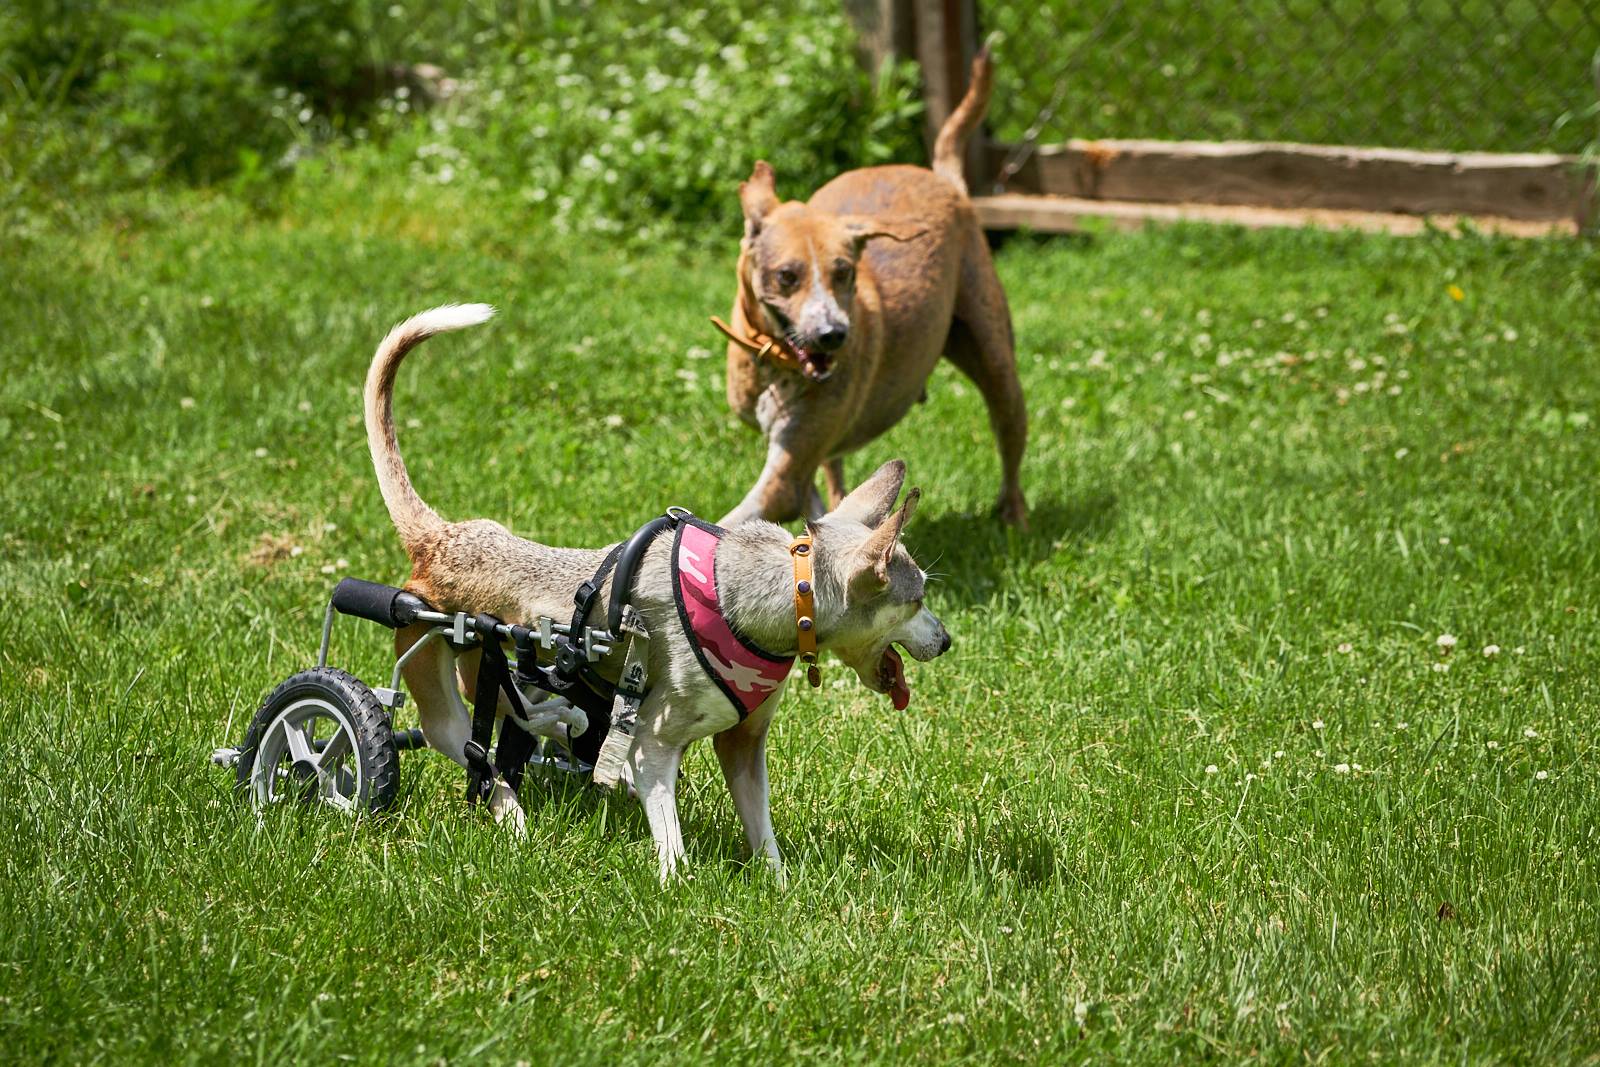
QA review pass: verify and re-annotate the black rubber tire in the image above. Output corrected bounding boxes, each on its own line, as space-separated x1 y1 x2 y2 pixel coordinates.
235 667 401 814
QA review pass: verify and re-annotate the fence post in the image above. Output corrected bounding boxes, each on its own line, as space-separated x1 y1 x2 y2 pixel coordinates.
912 0 982 185
843 0 915 78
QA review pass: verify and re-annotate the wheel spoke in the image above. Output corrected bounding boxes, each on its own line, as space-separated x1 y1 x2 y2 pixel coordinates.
318 726 352 766
281 720 318 766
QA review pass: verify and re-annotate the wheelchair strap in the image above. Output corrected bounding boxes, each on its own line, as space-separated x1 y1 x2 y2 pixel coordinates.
464 614 531 805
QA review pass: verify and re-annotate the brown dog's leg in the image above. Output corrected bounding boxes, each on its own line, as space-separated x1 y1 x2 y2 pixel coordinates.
822 458 847 510
722 424 832 526
947 230 1029 528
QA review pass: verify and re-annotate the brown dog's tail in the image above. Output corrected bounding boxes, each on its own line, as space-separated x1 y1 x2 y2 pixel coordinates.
363 304 494 551
932 46 993 195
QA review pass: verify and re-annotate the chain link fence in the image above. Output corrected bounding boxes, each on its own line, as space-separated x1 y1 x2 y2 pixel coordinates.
984 1 1600 156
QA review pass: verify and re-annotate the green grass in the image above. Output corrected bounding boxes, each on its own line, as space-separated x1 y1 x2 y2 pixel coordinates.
2 173 1599 1064
988 0 1600 154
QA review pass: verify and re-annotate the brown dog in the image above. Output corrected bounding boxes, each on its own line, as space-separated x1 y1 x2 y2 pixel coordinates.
717 49 1027 529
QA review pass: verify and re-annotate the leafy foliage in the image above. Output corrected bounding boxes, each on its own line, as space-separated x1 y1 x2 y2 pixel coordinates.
0 0 923 239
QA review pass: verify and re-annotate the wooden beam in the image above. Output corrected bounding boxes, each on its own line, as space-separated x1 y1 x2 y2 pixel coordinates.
984 139 1588 224
973 193 1578 238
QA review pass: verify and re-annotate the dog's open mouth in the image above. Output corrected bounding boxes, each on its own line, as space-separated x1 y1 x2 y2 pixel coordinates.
877 646 910 710
796 348 834 382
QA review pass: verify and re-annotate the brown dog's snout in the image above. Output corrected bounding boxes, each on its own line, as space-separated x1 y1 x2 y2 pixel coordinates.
815 324 848 351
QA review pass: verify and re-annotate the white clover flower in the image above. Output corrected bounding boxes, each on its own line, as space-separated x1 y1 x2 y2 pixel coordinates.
603 414 624 429
1486 740 1499 750
1334 763 1350 774
1274 749 1285 759
180 396 196 409
1483 644 1501 657
253 447 269 459
1524 727 1538 739
1432 662 1450 673
1314 749 1325 758
1205 764 1218 775
1337 642 1353 654
1436 633 1457 651
1312 719 1325 730
1397 721 1409 730
1535 770 1548 781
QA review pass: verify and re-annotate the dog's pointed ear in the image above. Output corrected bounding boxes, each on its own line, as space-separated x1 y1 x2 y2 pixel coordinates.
740 161 778 238
841 216 926 252
828 459 906 527
851 488 919 594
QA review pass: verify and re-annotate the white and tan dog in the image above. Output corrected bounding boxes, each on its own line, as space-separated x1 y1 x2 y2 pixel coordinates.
364 305 950 879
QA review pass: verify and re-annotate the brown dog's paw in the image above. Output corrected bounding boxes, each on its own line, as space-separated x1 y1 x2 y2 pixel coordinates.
995 489 1029 530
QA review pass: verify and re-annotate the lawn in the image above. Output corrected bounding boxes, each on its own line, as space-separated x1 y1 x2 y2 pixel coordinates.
1 175 1598 1064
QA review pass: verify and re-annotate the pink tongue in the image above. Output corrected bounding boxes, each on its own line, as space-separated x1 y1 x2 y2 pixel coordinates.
883 648 910 710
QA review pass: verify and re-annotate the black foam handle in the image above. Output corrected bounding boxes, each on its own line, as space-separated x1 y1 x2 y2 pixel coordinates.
331 577 428 629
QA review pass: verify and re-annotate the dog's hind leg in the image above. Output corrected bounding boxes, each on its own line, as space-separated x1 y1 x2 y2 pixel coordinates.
396 627 526 833
713 699 784 879
947 228 1029 528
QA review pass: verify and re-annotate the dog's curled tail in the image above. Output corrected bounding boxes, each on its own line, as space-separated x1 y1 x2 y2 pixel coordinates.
363 303 495 550
932 46 993 195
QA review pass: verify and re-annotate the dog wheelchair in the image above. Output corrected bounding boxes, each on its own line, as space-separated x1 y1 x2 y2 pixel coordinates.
212 515 678 813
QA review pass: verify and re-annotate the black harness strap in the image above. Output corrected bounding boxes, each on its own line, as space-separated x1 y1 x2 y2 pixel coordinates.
464 613 529 805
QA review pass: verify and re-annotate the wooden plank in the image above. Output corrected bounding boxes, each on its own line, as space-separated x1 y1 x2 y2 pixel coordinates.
973 193 1578 238
984 139 1588 223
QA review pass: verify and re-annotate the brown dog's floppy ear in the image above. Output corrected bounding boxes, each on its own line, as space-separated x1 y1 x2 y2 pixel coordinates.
740 161 779 238
841 216 926 251
829 458 906 528
851 488 919 593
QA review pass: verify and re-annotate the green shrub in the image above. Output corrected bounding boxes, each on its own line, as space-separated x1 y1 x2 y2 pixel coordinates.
2 0 925 240
368 0 924 240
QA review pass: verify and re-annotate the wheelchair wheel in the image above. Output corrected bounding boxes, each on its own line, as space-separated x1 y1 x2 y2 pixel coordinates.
236 667 401 814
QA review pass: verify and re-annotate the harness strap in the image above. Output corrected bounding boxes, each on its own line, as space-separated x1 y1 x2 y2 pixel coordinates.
464 614 528 805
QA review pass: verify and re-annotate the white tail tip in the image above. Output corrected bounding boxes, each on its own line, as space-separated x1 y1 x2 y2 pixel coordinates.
406 302 496 335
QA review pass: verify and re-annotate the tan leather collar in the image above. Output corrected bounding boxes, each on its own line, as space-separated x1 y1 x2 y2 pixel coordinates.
710 270 809 375
790 534 821 688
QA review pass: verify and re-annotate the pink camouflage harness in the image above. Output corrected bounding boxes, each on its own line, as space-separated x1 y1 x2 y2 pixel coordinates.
671 518 796 717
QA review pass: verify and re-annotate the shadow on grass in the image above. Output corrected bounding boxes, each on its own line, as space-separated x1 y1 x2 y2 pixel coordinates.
788 813 1067 889
908 491 1119 604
